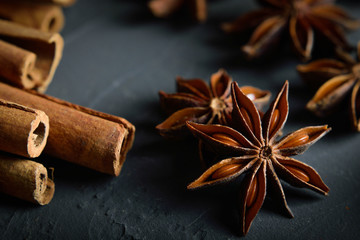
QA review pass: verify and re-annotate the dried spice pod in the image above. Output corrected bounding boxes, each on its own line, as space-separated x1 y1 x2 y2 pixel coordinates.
187 81 330 235
0 153 55 205
148 0 207 22
0 99 49 158
0 2 64 32
299 42 360 130
0 19 63 92
307 74 356 116
297 59 350 88
0 83 135 176
222 0 360 61
239 86 271 110
156 69 271 139
350 80 360 131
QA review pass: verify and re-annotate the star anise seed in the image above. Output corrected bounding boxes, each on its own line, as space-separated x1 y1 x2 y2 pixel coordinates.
148 0 207 22
186 81 330 235
222 0 360 61
298 42 360 130
156 69 271 138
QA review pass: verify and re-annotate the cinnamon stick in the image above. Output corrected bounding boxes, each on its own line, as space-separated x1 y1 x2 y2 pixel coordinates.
0 83 135 176
148 0 207 22
148 0 184 18
0 99 49 158
16 0 76 7
0 152 54 205
0 19 63 92
0 2 64 32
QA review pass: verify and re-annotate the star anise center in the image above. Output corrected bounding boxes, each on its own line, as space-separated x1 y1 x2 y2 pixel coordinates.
291 0 311 17
210 97 227 114
259 145 273 159
352 64 360 78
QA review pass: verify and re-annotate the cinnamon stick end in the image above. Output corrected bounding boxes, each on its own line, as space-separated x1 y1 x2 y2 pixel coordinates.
114 124 135 177
40 7 65 33
27 110 49 158
35 179 55 205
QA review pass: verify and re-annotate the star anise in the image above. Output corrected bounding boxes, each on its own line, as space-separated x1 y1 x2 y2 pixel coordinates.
156 69 271 138
222 0 359 61
186 81 330 235
148 0 207 22
298 42 360 130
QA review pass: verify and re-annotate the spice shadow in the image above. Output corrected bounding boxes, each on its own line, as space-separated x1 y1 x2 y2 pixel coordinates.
40 155 113 187
185 182 244 236
202 33 300 74
111 2 156 26
0 192 40 209
279 183 324 205
211 195 242 236
287 83 356 137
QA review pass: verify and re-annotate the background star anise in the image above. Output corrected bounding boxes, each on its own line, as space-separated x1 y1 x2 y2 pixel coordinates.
298 41 360 131
186 81 330 235
156 69 271 138
148 0 207 22
222 0 360 60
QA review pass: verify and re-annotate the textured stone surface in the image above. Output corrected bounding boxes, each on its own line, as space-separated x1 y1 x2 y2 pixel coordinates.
1 0 360 239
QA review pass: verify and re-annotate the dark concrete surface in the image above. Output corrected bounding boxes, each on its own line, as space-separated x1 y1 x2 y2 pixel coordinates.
1 0 360 239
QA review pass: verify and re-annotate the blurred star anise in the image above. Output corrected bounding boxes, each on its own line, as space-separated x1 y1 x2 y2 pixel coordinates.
148 0 207 22
298 42 360 130
186 81 330 235
222 0 359 61
156 69 271 138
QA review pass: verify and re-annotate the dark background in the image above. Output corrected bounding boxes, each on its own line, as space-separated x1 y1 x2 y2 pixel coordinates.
1 0 360 239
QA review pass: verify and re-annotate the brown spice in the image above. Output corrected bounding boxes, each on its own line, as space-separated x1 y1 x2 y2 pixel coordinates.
0 152 55 205
148 0 207 22
156 69 271 139
187 81 330 235
222 0 360 60
298 42 360 131
0 1 64 32
0 19 63 92
211 133 242 147
10 0 76 7
211 163 243 180
0 99 49 158
0 82 135 176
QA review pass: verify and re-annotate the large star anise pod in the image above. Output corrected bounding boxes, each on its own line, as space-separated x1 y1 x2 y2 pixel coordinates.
222 0 359 60
148 0 207 22
186 81 330 235
298 42 360 130
156 69 271 138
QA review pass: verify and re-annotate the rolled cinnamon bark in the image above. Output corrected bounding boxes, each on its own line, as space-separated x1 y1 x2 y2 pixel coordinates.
0 152 54 205
148 0 184 18
0 99 49 158
0 19 63 92
27 0 75 7
0 83 136 176
0 0 76 7
0 2 64 32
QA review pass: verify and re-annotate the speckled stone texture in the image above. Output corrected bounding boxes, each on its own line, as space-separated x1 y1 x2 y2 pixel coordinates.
1 0 360 239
